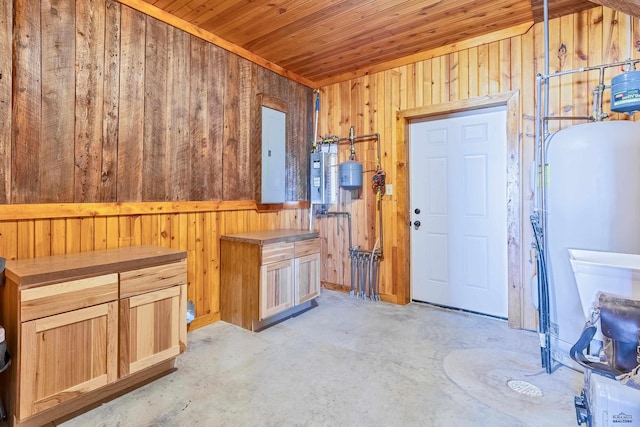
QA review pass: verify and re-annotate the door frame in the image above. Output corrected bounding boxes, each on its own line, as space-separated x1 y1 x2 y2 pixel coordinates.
395 91 523 328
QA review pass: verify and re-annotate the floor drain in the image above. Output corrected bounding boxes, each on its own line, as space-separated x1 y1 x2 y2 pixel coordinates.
506 379 543 397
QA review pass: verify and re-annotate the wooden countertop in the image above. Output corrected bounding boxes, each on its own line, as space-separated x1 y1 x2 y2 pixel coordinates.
220 229 318 245
4 245 186 288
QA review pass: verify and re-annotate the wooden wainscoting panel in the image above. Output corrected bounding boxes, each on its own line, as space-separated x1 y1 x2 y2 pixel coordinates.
0 204 309 332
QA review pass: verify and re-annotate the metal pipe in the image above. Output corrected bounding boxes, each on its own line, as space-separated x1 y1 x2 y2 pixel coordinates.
542 58 640 80
337 132 382 172
335 130 384 259
357 254 364 299
350 253 356 297
535 74 544 214
372 255 380 301
543 0 549 139
322 211 352 250
368 239 379 301
364 254 370 300
348 126 356 160
538 0 552 375
597 68 607 120
542 116 593 121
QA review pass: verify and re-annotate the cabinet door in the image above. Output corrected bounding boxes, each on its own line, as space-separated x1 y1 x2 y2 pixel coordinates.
19 301 118 420
120 284 186 377
260 260 293 320
294 253 321 304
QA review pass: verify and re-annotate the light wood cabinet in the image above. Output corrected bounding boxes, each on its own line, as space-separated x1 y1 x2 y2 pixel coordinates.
120 283 186 376
0 246 187 427
295 253 321 305
221 230 320 331
20 300 119 419
260 259 294 320
119 262 187 377
292 237 321 305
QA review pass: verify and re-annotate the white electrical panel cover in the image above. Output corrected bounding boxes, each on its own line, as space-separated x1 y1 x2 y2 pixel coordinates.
261 106 286 203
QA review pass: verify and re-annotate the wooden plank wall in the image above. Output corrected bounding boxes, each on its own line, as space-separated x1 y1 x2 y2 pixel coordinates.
0 0 313 330
317 6 640 329
0 1 10 204
0 204 308 329
3 0 312 204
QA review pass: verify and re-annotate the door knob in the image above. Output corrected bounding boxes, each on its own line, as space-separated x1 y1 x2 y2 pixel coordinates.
413 220 421 229
414 208 421 214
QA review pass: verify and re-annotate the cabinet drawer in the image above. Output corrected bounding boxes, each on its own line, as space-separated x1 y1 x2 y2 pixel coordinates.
294 238 320 257
261 242 294 264
120 260 187 298
21 274 118 322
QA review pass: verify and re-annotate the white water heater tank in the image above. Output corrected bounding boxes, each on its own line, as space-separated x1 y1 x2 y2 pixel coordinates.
545 120 640 367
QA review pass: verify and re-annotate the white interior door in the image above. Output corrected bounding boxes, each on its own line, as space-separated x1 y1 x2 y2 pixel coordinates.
409 107 508 318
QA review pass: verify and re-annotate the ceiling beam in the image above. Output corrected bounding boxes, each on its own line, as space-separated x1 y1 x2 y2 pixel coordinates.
530 0 597 22
588 0 640 18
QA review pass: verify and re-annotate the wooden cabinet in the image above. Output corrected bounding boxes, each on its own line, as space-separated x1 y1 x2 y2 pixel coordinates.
295 253 321 305
260 259 294 320
293 237 321 305
221 230 320 331
0 246 187 427
17 273 120 420
119 262 187 377
20 300 119 419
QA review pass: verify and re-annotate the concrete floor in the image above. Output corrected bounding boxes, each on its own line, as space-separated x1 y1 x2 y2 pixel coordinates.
60 290 583 427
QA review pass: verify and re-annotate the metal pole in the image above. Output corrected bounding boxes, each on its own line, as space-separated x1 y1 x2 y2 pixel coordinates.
539 0 553 374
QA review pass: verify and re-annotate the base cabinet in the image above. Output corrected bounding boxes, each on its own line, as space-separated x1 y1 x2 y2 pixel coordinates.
260 260 294 320
295 253 321 305
0 246 187 427
120 284 186 376
221 230 320 331
20 301 119 419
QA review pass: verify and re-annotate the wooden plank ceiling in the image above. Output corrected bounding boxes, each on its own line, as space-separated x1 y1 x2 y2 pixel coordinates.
141 0 604 86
